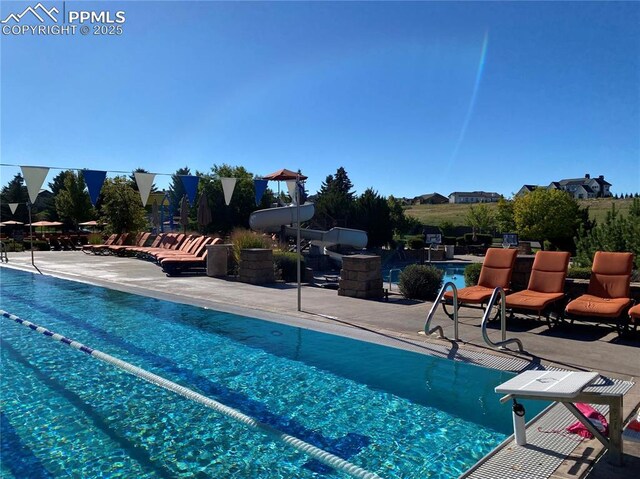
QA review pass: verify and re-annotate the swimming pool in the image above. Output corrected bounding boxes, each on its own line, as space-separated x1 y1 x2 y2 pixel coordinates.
0 268 544 478
383 263 468 290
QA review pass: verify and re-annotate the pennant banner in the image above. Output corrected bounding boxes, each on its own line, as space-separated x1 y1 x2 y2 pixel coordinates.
134 172 156 207
82 169 107 206
286 180 297 204
21 166 50 203
9 203 19 214
220 177 237 206
180 175 200 205
254 179 268 206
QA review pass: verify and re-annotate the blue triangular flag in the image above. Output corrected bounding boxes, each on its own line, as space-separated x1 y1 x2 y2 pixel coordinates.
254 179 268 206
180 175 200 205
82 170 107 206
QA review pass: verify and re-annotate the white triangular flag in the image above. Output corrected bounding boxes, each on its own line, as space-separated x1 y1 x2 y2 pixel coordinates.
286 180 298 204
220 177 237 206
134 172 156 207
9 203 19 214
21 166 49 203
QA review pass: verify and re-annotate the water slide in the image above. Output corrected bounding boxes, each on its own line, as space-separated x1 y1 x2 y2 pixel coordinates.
249 204 368 259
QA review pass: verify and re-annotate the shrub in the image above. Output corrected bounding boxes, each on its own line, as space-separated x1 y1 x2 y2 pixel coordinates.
463 233 493 246
273 251 305 282
464 263 483 286
230 228 270 264
442 236 457 245
406 235 425 250
398 264 443 300
567 267 592 280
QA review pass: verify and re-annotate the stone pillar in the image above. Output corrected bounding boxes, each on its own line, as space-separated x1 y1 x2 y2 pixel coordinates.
239 248 275 285
338 255 383 299
206 244 232 277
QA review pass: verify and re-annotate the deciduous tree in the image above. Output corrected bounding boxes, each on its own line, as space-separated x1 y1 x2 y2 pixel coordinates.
465 203 495 234
55 171 94 229
513 189 581 250
100 176 148 234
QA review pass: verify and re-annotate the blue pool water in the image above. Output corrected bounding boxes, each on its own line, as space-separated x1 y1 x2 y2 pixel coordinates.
0 268 544 478
383 263 468 290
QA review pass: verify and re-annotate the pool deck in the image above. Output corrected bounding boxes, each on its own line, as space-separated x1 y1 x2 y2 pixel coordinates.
1 250 639 479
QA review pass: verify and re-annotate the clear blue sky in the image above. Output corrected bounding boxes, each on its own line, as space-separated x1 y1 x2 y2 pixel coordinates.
2 0 639 199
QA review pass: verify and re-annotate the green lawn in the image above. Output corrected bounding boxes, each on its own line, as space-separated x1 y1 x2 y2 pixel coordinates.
404 197 634 227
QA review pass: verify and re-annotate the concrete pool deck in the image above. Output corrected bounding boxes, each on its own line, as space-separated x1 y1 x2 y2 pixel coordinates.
1 250 639 479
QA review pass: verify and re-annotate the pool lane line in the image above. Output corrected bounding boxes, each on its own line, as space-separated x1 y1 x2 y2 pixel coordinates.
1 310 384 479
0 289 371 462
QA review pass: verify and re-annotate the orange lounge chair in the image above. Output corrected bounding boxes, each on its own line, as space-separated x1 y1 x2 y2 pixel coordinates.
442 248 518 319
92 233 129 255
150 235 202 262
161 237 223 276
135 233 186 260
505 251 570 326
82 234 119 254
109 232 153 256
565 251 634 333
153 236 209 262
127 233 165 255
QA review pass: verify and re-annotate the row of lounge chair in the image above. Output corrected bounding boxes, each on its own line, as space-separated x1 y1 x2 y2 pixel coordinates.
82 232 222 276
443 248 637 333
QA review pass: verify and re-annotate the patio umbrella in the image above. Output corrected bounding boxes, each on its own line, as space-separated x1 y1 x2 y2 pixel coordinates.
0 220 24 226
28 221 63 227
197 193 212 231
262 168 307 199
78 220 103 227
179 195 189 233
262 168 308 181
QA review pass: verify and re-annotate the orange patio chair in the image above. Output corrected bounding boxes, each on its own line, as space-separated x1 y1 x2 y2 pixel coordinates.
81 234 119 254
505 250 570 327
161 237 223 276
109 232 152 256
565 251 634 333
442 248 518 319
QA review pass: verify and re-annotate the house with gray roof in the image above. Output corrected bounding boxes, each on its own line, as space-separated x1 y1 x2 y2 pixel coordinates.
516 174 612 199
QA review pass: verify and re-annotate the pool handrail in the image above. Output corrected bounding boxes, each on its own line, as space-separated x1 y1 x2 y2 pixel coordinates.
424 281 459 340
387 268 402 292
0 241 7 263
480 287 524 352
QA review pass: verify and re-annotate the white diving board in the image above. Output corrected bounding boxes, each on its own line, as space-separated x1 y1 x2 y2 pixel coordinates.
495 371 600 398
496 370 625 466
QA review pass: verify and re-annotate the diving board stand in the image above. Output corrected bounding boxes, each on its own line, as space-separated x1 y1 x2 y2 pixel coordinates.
496 370 624 466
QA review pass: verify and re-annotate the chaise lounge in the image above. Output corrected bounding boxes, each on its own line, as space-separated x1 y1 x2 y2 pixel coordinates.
442 248 518 319
504 250 571 327
564 251 634 333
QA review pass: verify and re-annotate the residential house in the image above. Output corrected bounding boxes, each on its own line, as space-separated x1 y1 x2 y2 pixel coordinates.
516 174 612 199
448 191 502 204
551 174 611 199
515 185 538 197
412 193 449 205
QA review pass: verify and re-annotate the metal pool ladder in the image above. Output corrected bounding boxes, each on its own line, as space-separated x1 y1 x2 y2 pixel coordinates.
481 287 524 352
424 281 459 340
